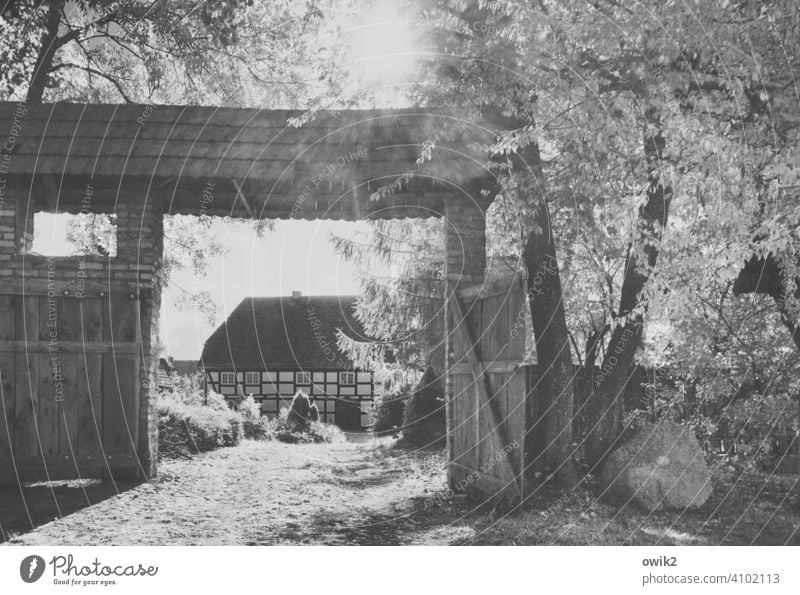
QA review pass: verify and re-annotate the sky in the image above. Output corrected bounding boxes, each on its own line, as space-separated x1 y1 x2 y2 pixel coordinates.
160 219 364 360
33 214 364 360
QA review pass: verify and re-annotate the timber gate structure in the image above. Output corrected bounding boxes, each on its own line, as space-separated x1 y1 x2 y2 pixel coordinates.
0 101 535 502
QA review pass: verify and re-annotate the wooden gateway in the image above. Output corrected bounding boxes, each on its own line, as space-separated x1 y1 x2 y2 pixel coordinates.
0 101 535 493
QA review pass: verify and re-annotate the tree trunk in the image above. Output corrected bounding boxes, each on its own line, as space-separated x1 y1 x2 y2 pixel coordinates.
733 254 800 351
778 313 800 352
26 0 65 104
583 325 607 393
583 123 671 470
521 145 577 488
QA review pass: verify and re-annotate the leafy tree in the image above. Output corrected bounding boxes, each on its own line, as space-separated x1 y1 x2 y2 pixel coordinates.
331 218 445 372
1 0 339 106
372 0 798 476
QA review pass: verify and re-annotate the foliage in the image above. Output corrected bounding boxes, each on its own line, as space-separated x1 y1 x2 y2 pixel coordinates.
157 395 242 459
65 213 118 257
203 390 231 413
236 395 261 420
371 384 412 436
237 395 265 439
242 417 275 441
160 373 228 411
725 394 800 464
273 420 347 444
264 408 345 444
286 391 312 431
399 367 445 448
1 0 349 105
331 218 445 373
412 0 800 464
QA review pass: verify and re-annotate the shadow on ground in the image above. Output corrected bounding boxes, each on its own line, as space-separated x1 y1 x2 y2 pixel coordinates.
0 479 140 543
268 495 479 545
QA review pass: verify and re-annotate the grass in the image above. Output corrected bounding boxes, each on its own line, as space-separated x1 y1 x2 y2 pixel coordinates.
453 463 800 546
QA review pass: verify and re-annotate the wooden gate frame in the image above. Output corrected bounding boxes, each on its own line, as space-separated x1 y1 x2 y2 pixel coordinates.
0 102 503 484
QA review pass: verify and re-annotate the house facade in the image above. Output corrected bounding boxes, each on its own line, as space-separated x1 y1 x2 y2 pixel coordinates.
200 293 376 430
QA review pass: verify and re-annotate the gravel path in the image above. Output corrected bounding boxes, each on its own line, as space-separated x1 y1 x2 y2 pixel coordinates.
3 439 467 546
5 440 795 546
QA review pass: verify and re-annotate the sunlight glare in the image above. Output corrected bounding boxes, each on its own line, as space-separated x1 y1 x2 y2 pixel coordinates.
351 0 418 84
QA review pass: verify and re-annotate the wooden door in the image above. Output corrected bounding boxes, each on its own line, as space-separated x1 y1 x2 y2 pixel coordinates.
335 396 362 430
447 274 528 506
0 294 141 484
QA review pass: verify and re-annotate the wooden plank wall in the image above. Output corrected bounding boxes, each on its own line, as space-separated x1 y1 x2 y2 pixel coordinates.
0 295 141 483
449 275 527 501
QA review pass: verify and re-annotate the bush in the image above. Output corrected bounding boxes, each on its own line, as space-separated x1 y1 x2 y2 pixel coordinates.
236 402 344 444
160 372 229 411
242 417 276 441
158 381 346 453
286 391 312 431
272 420 346 444
158 396 242 459
371 385 411 435
399 367 446 448
236 394 261 420
203 390 231 411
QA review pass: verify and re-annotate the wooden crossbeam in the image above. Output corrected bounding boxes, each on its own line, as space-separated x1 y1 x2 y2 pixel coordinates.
232 180 255 218
451 360 523 375
0 341 139 354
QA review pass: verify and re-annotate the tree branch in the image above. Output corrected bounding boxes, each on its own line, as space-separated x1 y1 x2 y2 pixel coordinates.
50 62 135 102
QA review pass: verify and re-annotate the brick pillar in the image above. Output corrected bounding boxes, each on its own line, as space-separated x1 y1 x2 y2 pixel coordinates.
443 197 487 289
0 190 17 259
115 196 164 479
442 193 487 486
0 188 33 258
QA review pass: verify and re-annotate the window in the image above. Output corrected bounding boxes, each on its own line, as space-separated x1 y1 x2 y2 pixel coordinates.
220 372 235 385
31 212 117 257
339 371 355 385
296 371 311 385
245 371 260 385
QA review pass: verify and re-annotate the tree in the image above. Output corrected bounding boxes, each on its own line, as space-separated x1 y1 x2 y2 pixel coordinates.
408 0 800 474
3 0 356 325
583 121 672 468
2 0 339 106
331 218 446 373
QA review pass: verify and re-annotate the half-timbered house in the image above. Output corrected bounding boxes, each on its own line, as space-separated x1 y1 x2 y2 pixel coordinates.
200 293 375 430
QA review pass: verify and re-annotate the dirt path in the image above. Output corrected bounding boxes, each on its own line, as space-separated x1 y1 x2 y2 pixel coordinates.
3 439 797 546
3 439 471 546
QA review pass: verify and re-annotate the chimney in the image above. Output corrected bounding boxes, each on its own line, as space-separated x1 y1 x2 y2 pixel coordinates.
292 291 302 298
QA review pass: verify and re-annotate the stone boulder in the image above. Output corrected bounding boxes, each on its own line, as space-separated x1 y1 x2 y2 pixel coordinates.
598 421 712 512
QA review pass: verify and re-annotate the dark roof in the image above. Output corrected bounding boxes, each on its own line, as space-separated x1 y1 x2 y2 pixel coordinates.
171 360 201 376
200 295 370 371
0 102 499 220
157 358 173 389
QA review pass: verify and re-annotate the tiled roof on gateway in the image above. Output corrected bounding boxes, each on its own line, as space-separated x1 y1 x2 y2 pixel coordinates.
200 295 370 370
